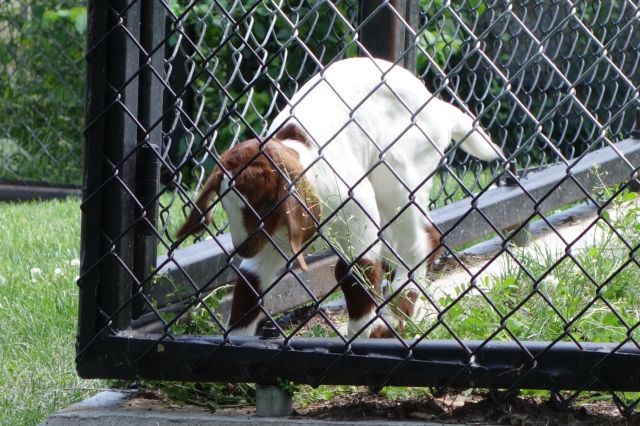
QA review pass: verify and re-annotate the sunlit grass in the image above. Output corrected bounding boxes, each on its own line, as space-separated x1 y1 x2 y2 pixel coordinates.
0 198 104 425
413 189 640 344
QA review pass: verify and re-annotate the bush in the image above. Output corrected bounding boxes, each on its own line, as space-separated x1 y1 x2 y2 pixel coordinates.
0 2 85 185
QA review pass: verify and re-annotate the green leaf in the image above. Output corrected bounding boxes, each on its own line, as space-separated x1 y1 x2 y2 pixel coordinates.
501 276 517 288
42 10 61 27
602 312 619 327
69 6 86 21
74 9 87 34
31 5 45 23
56 9 71 19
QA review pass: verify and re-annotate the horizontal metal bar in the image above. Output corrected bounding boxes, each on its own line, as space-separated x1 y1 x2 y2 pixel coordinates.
79 334 640 392
0 181 81 202
434 138 640 247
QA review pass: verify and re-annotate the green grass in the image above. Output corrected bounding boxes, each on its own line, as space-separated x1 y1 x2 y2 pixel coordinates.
409 188 640 344
0 198 103 426
430 164 499 208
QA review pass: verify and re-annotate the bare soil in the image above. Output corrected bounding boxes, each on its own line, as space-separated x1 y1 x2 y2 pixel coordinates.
293 392 640 425
193 390 639 425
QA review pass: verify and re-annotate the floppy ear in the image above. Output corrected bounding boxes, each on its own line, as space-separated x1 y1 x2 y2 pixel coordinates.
175 168 223 240
273 146 321 271
282 190 315 271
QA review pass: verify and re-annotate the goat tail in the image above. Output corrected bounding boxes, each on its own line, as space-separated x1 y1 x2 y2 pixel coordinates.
451 109 505 162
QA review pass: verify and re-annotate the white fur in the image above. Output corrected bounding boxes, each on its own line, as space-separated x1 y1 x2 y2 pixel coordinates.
270 58 503 320
226 57 504 337
220 176 250 250
348 313 385 338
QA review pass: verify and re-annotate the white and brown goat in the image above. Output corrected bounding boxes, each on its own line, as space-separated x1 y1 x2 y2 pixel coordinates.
176 57 504 338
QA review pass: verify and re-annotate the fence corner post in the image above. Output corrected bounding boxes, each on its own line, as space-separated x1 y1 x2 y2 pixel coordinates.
358 0 418 73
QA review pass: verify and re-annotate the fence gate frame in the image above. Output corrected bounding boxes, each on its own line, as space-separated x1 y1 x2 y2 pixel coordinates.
78 0 640 409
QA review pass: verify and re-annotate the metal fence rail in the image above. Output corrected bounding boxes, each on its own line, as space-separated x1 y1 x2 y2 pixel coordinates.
78 0 640 415
0 2 85 193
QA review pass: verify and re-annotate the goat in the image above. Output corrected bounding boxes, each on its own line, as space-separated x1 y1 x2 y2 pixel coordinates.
176 57 504 338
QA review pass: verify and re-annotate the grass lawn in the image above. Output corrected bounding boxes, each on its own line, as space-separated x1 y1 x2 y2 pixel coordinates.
0 197 103 426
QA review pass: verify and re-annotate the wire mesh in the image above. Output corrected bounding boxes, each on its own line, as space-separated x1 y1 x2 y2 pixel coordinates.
78 0 640 415
0 1 85 186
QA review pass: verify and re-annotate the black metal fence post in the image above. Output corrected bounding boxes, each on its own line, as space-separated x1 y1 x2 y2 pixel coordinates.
359 0 418 72
79 0 142 345
132 0 165 320
78 0 109 354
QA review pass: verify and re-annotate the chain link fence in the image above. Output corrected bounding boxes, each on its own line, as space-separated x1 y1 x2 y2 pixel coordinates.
78 0 640 416
0 1 85 197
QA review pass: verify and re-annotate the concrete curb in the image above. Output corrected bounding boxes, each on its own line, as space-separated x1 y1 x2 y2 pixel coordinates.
41 391 489 426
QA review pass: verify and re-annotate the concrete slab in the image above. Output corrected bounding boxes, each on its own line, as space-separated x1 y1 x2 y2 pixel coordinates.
41 391 490 425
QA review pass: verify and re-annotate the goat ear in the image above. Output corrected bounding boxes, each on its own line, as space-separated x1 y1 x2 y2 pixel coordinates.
284 194 311 271
272 144 320 272
175 168 223 240
283 176 322 271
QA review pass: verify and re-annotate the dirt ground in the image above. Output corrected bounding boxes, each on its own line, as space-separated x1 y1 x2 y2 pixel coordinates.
292 392 639 425
205 389 639 425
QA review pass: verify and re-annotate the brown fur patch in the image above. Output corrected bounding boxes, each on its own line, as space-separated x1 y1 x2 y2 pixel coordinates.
334 258 382 324
221 139 286 256
275 123 313 147
194 138 321 261
175 167 223 239
396 289 419 320
228 268 262 330
426 224 442 265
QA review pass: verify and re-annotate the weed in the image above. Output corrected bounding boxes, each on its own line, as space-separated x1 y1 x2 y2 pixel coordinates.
277 378 300 396
416 188 640 344
131 381 256 410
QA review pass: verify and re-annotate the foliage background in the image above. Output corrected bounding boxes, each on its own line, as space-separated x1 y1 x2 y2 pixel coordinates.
0 1 86 185
2 1 637 191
